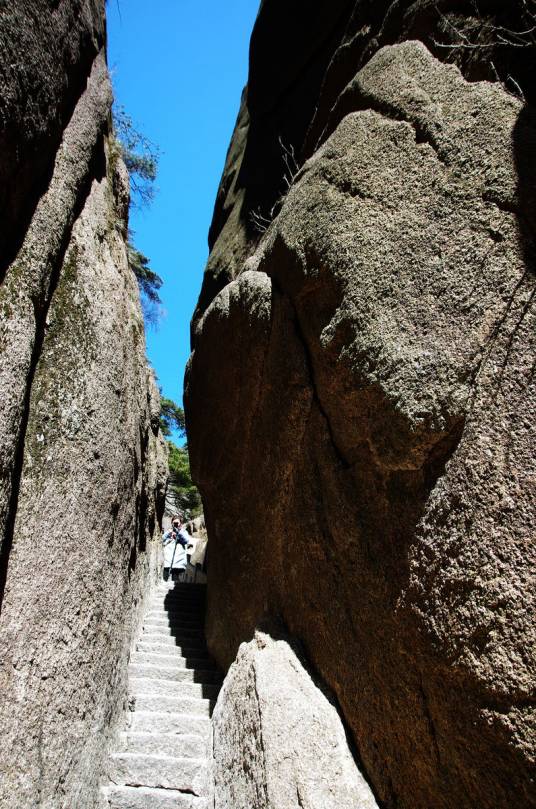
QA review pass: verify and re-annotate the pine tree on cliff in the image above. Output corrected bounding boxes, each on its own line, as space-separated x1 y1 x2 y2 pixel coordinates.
112 105 163 325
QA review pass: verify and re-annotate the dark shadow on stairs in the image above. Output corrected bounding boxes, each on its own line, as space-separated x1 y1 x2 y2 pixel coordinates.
163 581 222 714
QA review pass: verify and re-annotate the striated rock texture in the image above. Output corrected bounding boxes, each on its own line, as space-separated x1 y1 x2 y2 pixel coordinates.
213 633 378 809
0 3 167 807
186 5 536 809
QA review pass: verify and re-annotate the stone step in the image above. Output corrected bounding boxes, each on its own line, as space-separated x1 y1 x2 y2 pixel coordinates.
151 606 205 617
136 643 207 659
141 630 205 643
145 613 204 624
152 589 205 598
140 632 205 646
139 635 205 650
145 611 205 624
157 583 206 591
130 652 214 670
161 601 205 607
129 677 220 700
144 617 204 628
102 785 207 809
143 609 205 629
160 603 205 613
150 596 205 606
158 584 206 592
129 710 210 736
142 625 205 637
161 590 205 598
118 731 207 759
142 626 204 640
148 595 205 606
128 663 221 684
110 752 208 795
130 694 213 716
138 632 205 645
137 639 207 655
160 595 206 605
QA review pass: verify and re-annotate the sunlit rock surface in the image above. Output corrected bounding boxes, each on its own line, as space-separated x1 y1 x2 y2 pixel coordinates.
213 633 378 809
0 3 167 807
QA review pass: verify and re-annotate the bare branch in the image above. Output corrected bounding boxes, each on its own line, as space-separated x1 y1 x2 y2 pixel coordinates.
432 39 495 49
506 74 525 101
433 0 536 50
249 137 302 233
249 207 272 234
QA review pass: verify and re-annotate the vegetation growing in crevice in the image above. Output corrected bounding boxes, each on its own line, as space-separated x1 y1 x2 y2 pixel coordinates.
158 394 201 519
126 233 163 328
159 397 186 437
111 105 163 327
113 104 160 209
250 136 301 233
430 0 536 102
167 442 202 519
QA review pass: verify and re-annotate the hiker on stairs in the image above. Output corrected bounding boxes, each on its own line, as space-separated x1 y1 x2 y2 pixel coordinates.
162 516 190 582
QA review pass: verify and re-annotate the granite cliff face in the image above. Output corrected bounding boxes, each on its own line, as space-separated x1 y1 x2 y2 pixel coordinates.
0 3 167 807
186 4 536 808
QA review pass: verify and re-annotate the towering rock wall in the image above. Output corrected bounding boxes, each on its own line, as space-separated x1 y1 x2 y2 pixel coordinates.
186 3 535 809
0 3 167 807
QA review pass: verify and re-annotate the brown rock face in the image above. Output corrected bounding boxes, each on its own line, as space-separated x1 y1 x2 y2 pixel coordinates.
186 11 536 809
0 3 167 807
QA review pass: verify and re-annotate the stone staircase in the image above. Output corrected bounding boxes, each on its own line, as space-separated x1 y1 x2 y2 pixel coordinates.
101 582 221 809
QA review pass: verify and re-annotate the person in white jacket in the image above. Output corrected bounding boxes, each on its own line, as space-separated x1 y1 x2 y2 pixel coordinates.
162 517 189 582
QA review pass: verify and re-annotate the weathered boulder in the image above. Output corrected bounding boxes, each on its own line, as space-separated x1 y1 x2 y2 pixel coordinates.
0 3 167 807
187 36 535 809
194 1 536 328
213 632 378 809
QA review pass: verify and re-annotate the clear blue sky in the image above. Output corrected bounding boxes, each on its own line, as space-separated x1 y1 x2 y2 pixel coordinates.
107 0 258 416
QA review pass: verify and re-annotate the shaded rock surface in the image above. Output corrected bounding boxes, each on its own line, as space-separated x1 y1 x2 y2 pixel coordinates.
0 0 106 275
186 8 536 809
212 632 378 809
0 3 167 807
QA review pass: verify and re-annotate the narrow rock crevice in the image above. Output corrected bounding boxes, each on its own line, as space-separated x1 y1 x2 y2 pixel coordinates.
266 272 351 470
101 581 222 809
419 680 442 768
252 658 271 809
